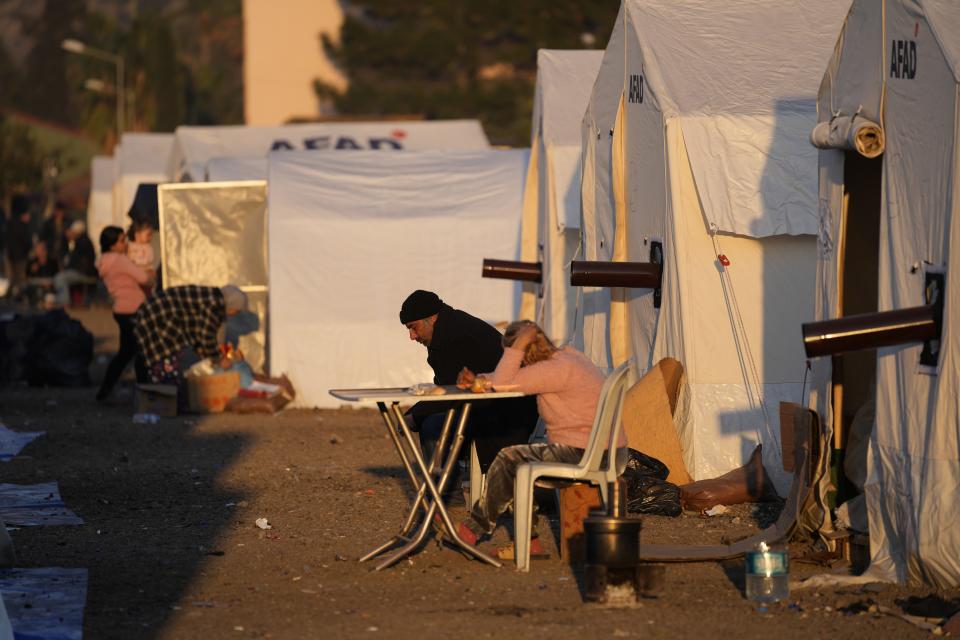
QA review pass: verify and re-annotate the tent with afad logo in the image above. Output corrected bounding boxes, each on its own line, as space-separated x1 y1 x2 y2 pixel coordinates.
807 0 960 587
168 120 490 181
580 0 851 494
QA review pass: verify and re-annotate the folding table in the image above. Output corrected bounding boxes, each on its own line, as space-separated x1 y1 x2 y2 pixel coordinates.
328 386 524 571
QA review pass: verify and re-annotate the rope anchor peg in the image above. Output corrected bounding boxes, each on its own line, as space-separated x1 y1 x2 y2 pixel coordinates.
718 254 731 267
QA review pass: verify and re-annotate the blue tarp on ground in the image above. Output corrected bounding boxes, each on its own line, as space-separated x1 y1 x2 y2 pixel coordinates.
0 568 87 640
0 484 82 527
0 427 43 462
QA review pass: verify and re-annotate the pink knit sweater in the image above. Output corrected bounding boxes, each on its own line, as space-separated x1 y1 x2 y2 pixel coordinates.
488 346 604 449
97 252 150 314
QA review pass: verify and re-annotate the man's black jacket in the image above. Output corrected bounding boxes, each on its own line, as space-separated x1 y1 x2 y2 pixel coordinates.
409 304 539 441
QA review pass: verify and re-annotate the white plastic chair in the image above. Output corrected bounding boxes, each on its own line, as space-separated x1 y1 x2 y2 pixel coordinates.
512 361 632 572
469 418 546 509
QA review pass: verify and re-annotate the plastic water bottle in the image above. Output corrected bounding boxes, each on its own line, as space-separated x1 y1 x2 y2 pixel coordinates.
132 413 161 425
745 541 789 602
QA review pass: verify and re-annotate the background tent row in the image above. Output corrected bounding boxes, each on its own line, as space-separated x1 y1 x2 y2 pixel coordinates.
153 119 496 386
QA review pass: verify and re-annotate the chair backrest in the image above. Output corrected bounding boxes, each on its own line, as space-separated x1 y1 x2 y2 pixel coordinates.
578 361 632 474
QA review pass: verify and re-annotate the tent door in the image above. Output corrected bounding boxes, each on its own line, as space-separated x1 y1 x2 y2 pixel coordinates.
832 151 882 504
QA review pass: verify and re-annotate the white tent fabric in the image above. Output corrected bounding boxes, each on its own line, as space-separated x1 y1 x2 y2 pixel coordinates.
812 0 960 587
86 155 115 256
523 50 603 346
169 120 490 181
205 156 268 182
268 150 529 408
581 0 849 492
112 133 175 220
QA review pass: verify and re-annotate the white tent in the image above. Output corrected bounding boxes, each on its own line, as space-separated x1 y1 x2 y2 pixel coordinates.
519 49 603 345
582 0 851 492
86 155 115 255
810 0 960 587
268 149 529 408
205 156 268 182
112 133 175 220
169 120 490 181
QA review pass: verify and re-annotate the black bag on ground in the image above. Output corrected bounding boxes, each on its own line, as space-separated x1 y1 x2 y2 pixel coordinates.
24 309 93 387
623 448 682 517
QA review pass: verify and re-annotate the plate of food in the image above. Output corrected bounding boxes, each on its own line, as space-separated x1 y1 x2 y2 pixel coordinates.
408 383 447 396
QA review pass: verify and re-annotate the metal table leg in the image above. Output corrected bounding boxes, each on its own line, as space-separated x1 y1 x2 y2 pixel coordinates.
374 402 501 570
359 402 454 563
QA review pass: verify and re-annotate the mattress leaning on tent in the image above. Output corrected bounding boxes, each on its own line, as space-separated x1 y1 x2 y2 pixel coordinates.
807 0 960 588
267 149 530 408
579 0 852 496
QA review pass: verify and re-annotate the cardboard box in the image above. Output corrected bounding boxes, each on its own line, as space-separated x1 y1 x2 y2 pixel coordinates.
135 384 178 417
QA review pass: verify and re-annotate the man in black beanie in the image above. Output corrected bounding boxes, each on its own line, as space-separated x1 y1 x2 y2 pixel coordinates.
400 290 539 499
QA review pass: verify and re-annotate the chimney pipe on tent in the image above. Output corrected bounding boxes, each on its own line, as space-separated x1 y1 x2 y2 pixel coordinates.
569 241 664 307
481 259 542 283
801 304 940 358
803 271 945 360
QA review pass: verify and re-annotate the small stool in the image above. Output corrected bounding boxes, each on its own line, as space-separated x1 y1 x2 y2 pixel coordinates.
557 483 602 561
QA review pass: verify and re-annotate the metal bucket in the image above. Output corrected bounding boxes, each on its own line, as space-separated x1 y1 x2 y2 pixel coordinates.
584 515 642 569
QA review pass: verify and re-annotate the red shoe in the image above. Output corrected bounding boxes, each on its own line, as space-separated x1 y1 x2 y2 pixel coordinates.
456 521 479 547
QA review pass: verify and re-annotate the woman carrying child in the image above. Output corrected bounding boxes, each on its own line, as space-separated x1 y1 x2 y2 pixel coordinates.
95 226 154 402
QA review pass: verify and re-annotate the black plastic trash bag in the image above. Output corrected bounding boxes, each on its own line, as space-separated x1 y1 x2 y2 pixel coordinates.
24 309 93 387
623 448 682 517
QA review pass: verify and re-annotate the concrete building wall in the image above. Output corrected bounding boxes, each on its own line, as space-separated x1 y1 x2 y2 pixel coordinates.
242 0 347 125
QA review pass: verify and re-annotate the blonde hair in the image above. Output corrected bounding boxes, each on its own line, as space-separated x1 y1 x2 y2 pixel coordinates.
502 320 558 365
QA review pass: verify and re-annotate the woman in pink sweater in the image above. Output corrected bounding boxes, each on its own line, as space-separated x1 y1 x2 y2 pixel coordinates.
95 226 154 402
455 320 604 556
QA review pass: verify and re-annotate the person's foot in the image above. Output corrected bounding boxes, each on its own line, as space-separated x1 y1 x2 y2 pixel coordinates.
496 537 550 560
456 521 479 547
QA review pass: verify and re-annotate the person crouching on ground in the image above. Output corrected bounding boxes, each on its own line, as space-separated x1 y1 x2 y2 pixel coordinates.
95 226 155 402
455 320 604 558
134 284 247 388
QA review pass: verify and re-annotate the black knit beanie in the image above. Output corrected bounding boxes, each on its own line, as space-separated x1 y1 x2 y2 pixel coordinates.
399 290 444 323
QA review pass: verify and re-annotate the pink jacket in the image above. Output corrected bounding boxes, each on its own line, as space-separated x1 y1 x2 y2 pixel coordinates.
97 252 149 314
489 346 604 449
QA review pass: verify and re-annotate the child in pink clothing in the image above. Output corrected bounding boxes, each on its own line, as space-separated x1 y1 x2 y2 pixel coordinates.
126 221 156 271
454 320 606 556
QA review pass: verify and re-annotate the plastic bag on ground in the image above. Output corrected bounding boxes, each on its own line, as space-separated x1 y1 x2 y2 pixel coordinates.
24 310 92 387
623 449 681 517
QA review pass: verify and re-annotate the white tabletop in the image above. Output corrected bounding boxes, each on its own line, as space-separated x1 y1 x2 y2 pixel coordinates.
329 386 525 404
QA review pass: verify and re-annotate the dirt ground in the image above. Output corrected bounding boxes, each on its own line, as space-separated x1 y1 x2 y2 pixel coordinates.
1 305 957 639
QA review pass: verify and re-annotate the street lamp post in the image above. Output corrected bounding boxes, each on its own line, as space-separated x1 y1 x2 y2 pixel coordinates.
61 38 125 142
